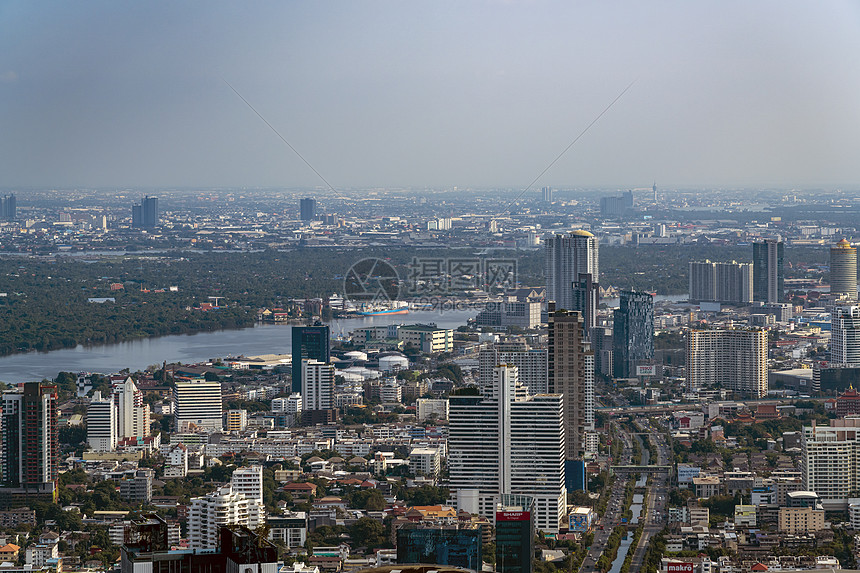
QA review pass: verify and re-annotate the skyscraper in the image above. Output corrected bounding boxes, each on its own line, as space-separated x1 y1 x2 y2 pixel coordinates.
544 231 599 335
301 359 334 411
478 340 548 395
173 381 223 431
0 382 59 494
87 391 117 452
0 195 16 221
831 306 860 365
831 239 858 300
300 198 316 221
291 325 330 393
541 186 553 203
686 329 768 397
689 260 753 304
132 196 159 228
547 304 594 468
753 239 784 303
612 291 655 378
447 365 566 533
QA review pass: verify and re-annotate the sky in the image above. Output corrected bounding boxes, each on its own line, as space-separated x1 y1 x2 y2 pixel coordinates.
1 1 860 191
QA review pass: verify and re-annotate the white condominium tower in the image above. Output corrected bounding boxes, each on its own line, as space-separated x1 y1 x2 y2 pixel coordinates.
188 484 264 550
448 365 566 533
801 417 860 510
113 377 150 439
831 306 860 365
173 380 223 431
686 329 767 398
86 391 116 452
301 359 334 411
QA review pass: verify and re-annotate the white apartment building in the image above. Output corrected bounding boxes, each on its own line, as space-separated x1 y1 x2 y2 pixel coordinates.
686 329 768 398
231 465 263 505
397 325 454 354
416 398 449 421
188 485 263 550
272 393 303 415
831 306 860 364
448 365 567 533
802 417 860 510
479 343 548 395
409 447 441 477
87 391 116 452
174 380 223 431
114 377 151 439
302 360 334 411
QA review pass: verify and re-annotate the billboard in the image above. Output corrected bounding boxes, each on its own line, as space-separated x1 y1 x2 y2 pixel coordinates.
497 510 531 522
667 563 694 573
636 365 657 376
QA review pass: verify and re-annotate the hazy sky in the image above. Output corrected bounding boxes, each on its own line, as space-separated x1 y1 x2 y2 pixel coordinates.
2 1 860 190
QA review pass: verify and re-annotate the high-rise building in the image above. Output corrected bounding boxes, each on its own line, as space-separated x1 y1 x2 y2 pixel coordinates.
132 196 159 228
831 239 858 300
478 340 548 395
120 470 153 503
173 381 223 431
612 291 655 379
547 305 594 464
753 239 784 303
225 409 248 433
87 391 117 452
689 260 753 304
231 466 263 505
0 195 16 221
801 417 860 510
544 231 599 335
299 198 316 221
188 485 263 551
541 186 553 203
496 495 536 573
0 382 59 494
396 525 482 569
448 365 566 533
113 377 150 439
832 306 860 365
291 325 330 393
686 329 768 397
301 359 334 411
599 190 634 217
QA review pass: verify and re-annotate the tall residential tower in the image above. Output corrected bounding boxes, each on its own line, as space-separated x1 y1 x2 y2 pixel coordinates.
831 239 858 300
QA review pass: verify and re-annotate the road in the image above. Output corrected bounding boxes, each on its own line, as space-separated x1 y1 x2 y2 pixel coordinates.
628 417 672 572
577 425 634 573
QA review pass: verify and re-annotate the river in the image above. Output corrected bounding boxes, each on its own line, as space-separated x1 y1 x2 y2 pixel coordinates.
0 309 478 384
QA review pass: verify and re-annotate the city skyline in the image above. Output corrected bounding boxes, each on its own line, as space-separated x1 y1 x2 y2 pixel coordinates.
1 2 860 189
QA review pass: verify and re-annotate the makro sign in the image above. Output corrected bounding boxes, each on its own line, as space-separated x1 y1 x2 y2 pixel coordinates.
496 511 530 522
667 563 694 573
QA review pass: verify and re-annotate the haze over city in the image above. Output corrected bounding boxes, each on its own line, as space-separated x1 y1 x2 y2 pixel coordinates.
2 1 860 190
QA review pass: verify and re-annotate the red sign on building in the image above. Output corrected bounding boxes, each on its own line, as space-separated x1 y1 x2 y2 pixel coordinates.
496 511 530 522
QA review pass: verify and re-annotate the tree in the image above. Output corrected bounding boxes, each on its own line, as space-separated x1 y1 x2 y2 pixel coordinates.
349 517 386 551
349 489 387 511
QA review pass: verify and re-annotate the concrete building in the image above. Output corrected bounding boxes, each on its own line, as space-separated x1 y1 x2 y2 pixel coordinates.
173 380 223 432
409 447 442 477
1 382 59 496
225 409 248 433
686 329 768 398
778 506 825 534
87 391 117 452
397 324 454 353
475 299 542 330
832 306 860 365
544 231 599 336
188 485 263 551
268 511 307 550
416 398 449 421
688 260 753 305
801 417 860 509
120 470 153 503
753 239 784 303
831 239 858 299
231 466 263 505
448 365 566 533
291 325 330 393
548 305 594 462
301 359 334 411
479 340 548 395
